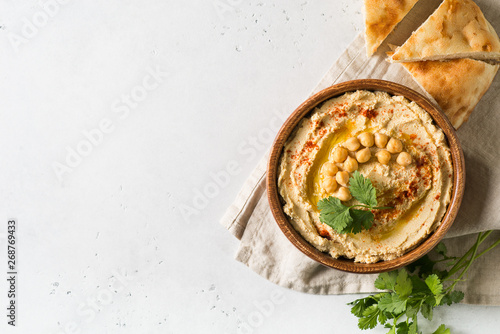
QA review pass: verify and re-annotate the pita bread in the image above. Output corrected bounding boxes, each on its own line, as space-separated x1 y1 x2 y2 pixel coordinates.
398 58 498 128
364 0 420 56
390 0 500 64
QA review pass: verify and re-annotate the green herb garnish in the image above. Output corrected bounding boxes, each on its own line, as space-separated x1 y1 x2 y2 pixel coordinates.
317 171 391 234
348 231 500 334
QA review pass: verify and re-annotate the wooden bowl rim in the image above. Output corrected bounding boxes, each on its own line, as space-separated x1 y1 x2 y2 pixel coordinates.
267 79 465 274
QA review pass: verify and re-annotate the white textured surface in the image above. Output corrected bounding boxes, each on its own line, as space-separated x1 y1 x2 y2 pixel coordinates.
0 0 498 333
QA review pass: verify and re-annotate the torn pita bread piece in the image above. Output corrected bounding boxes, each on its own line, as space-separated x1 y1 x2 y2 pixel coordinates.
399 58 499 128
364 0 420 57
390 0 500 64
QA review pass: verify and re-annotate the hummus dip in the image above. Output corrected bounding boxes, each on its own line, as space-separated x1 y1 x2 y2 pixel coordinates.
278 90 453 263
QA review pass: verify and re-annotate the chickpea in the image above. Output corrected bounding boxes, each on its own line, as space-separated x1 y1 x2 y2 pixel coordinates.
358 132 374 147
374 133 389 148
332 147 348 163
396 152 412 167
337 187 352 202
376 150 392 165
336 171 350 186
343 156 358 172
387 138 403 153
322 176 338 193
356 148 371 163
344 137 361 151
321 162 338 177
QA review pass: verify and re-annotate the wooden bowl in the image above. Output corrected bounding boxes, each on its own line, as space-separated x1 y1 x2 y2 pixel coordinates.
267 79 465 274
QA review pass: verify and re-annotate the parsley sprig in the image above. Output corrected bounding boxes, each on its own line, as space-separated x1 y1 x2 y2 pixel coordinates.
317 171 391 234
349 231 500 334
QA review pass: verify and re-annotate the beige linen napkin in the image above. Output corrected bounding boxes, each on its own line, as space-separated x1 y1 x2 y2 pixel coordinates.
221 0 500 305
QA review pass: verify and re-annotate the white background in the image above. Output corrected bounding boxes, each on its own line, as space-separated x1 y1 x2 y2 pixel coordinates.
0 0 499 333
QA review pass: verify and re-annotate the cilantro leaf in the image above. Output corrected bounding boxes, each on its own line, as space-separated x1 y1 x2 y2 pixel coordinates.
425 295 437 308
317 197 352 233
349 209 374 233
421 302 433 321
435 269 450 281
317 195 345 214
394 269 413 299
377 310 387 325
435 243 448 257
425 275 444 297
405 303 419 319
410 275 430 294
378 293 407 314
432 324 451 334
374 271 398 290
449 290 465 303
396 322 409 334
349 297 376 317
349 171 377 207
441 291 464 306
440 294 452 306
406 254 435 277
358 305 379 330
408 322 418 334
358 316 378 331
